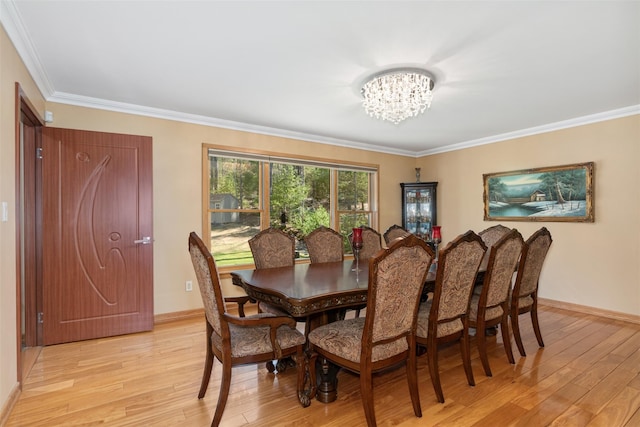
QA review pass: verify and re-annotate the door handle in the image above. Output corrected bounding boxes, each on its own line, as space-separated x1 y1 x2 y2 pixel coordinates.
134 236 153 245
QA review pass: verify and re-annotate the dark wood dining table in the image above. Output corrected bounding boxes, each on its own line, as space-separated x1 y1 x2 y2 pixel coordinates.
231 259 441 404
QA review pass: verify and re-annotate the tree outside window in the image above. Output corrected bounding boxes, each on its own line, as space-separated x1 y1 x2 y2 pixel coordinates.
205 148 377 267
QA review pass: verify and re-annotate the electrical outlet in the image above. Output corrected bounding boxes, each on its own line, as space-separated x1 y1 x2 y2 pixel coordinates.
185 280 193 292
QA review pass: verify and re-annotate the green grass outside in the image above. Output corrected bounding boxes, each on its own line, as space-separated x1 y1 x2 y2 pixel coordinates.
212 250 254 267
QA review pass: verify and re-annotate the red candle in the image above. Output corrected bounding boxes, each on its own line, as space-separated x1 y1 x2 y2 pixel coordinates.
432 225 441 240
352 227 363 245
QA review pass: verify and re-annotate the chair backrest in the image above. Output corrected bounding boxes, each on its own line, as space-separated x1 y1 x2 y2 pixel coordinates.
431 231 486 326
480 229 524 309
248 227 296 269
383 224 411 245
364 234 434 358
349 226 383 262
512 227 553 299
305 226 344 263
188 232 228 340
479 224 512 264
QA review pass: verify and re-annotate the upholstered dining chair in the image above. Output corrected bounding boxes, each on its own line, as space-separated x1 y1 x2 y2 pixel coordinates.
383 224 411 246
416 230 487 403
468 229 524 376
307 234 434 427
188 232 307 426
510 227 553 357
349 226 383 263
305 226 344 263
348 226 383 318
478 224 512 265
248 227 296 318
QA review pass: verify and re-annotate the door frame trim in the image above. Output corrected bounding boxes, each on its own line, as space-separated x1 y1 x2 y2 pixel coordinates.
15 83 44 385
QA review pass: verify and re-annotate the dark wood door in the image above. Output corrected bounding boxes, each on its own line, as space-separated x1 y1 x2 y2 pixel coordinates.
42 128 153 345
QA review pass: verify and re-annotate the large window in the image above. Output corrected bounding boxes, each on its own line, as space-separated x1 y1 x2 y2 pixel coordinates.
203 146 378 268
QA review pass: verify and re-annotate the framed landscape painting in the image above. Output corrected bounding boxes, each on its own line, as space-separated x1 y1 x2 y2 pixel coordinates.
483 162 594 222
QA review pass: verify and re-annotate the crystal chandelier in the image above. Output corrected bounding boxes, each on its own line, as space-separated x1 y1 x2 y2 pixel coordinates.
361 68 435 125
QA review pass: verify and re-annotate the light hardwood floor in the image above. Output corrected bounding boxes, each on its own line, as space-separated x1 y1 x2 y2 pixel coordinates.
6 304 640 426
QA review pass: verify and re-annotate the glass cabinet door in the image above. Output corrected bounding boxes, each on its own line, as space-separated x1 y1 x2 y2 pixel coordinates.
401 182 437 241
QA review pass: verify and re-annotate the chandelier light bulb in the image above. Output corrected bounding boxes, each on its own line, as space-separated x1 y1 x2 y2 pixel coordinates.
361 69 435 125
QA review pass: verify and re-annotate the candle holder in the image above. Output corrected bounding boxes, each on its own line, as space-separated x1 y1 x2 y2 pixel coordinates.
352 227 364 272
432 225 442 260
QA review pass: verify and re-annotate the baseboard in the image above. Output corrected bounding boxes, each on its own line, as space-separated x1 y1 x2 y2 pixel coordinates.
0 383 20 427
153 302 249 325
539 298 640 325
154 299 640 327
154 308 204 325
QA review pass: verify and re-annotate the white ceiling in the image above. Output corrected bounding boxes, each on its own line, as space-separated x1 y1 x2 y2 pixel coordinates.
2 1 639 157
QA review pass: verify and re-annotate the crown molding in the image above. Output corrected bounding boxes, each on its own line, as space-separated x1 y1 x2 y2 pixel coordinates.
416 105 640 157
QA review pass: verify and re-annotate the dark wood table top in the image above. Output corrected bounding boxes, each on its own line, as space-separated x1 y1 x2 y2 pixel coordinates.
231 260 438 317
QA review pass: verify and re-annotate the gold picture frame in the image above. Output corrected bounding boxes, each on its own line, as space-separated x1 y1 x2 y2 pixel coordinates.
483 162 594 222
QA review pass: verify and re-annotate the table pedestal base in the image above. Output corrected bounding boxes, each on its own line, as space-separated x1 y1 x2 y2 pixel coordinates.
315 357 340 403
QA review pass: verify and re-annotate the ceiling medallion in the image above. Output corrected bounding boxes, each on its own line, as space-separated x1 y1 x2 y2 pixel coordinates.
361 68 435 125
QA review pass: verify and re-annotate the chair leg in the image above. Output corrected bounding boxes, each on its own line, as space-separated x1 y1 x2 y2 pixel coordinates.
461 329 475 387
475 320 492 377
360 372 377 427
211 358 232 427
500 315 515 364
426 340 445 403
531 301 545 348
511 310 527 357
406 349 422 418
199 322 214 399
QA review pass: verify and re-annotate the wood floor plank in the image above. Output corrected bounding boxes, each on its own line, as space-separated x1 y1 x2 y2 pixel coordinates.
6 307 640 426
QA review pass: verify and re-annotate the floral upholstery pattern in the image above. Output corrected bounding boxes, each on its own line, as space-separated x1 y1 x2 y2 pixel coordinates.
188 232 308 425
307 235 433 426
469 229 524 376
349 226 383 262
472 234 524 320
416 300 464 337
308 317 409 363
305 226 344 263
249 228 296 317
383 224 410 245
514 231 552 299
510 227 552 357
415 230 486 403
212 320 306 359
478 224 512 265
309 242 433 362
420 238 486 329
249 227 296 269
468 295 503 321
190 243 223 337
370 245 432 343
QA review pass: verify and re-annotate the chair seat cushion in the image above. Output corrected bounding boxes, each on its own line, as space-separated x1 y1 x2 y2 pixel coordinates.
517 295 534 309
416 300 463 338
508 289 534 310
258 301 290 317
212 315 305 358
308 317 408 363
468 294 504 322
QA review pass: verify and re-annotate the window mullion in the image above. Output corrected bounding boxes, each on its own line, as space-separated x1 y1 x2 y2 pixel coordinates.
262 162 271 229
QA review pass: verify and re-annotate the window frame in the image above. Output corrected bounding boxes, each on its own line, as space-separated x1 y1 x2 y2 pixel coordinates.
202 144 379 272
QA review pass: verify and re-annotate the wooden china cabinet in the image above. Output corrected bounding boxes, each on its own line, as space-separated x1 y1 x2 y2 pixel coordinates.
400 182 438 241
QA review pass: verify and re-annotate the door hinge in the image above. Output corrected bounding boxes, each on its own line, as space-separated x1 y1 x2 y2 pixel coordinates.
38 312 44 324
36 147 43 159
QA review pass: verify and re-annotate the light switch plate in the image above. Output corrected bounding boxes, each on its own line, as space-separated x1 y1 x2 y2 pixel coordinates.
1 202 8 222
